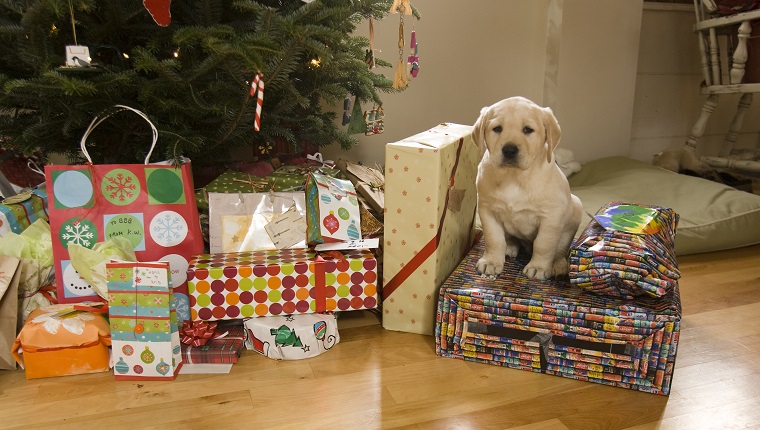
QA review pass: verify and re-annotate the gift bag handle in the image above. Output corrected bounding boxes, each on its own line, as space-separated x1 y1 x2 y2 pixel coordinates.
80 104 159 165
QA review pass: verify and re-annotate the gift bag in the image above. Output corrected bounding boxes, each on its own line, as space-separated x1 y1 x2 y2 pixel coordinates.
45 105 203 311
107 261 182 380
0 256 21 370
244 313 339 360
306 172 362 246
208 192 306 253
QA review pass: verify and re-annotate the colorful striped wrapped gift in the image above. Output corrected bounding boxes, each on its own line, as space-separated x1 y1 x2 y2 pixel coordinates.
436 239 682 395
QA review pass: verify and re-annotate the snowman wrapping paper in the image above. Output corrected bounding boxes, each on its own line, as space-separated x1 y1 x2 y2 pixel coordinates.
243 313 339 360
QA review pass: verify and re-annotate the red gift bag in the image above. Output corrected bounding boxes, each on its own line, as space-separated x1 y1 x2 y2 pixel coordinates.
44 105 203 317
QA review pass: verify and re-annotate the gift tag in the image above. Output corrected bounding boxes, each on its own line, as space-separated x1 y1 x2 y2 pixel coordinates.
265 206 306 249
314 238 379 251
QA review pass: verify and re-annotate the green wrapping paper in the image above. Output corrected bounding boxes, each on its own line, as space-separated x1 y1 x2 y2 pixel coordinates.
436 238 681 396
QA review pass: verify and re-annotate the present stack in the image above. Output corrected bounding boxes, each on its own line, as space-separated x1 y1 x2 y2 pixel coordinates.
436 238 682 395
570 202 680 299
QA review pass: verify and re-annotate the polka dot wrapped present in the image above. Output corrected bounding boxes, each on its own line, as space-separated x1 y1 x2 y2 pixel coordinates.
188 248 378 321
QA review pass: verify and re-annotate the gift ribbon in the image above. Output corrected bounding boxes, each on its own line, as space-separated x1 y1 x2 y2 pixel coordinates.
382 136 474 300
180 320 218 347
313 255 327 312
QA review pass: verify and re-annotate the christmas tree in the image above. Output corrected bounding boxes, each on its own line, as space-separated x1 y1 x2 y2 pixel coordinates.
0 0 418 166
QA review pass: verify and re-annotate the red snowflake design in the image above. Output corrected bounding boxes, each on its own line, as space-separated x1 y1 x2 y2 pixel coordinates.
402 191 407 196
423 269 428 275
404 166 409 172
416 223 420 228
397 208 402 214
119 273 127 281
390 298 395 303
153 297 164 305
399 309 404 314
394 154 399 160
426 295 432 300
392 229 397 234
412 294 417 299
104 172 137 202
426 197 431 203
411 319 416 324
429 224 434 229
153 322 160 329
401 240 406 245
135 276 142 284
416 177 421 183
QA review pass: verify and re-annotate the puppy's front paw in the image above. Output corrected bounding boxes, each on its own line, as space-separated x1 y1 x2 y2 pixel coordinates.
476 256 504 279
552 258 570 277
522 262 551 280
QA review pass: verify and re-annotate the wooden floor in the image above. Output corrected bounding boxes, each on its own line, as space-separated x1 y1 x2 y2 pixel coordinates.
1 244 759 430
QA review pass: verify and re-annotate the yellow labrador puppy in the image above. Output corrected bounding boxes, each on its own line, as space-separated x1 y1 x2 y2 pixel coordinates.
472 97 582 280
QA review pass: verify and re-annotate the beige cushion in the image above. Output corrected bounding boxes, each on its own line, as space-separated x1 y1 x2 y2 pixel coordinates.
568 157 760 255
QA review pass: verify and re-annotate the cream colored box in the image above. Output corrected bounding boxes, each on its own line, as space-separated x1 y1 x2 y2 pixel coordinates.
382 123 480 335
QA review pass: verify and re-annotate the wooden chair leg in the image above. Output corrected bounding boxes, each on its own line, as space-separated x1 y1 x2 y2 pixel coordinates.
686 94 719 151
720 93 753 157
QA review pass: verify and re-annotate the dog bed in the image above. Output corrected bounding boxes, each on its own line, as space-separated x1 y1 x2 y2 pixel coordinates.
568 157 760 255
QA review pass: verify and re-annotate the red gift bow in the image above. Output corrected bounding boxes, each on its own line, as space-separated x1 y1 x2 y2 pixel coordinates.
181 320 218 347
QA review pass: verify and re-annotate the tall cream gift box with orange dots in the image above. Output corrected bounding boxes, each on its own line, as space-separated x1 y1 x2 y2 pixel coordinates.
383 123 480 335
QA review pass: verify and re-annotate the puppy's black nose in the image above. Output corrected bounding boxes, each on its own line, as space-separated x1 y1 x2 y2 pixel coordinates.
501 144 518 160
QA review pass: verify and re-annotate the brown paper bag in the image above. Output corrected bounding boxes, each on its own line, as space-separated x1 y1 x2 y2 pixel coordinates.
0 256 21 370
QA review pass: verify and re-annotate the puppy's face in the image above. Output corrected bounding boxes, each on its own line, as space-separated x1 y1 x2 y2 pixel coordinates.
471 97 561 170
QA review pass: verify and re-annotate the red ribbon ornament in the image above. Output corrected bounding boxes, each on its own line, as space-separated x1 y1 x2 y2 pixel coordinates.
181 321 218 347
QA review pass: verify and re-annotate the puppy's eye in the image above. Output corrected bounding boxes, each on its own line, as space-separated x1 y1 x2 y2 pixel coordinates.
492 125 502 133
523 126 534 134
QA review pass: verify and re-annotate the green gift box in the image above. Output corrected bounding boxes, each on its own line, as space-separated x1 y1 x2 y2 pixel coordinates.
266 166 344 192
196 170 269 210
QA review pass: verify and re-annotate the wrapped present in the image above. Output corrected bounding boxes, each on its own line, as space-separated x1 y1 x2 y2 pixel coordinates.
306 172 362 246
244 312 339 360
108 261 183 380
570 202 681 299
0 256 21 370
436 238 682 396
180 320 246 364
383 123 480 335
208 192 306 253
267 165 343 192
188 248 378 321
12 303 111 379
0 189 49 237
195 169 271 211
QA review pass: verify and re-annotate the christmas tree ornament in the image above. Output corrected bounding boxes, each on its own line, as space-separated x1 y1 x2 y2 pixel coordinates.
389 0 413 15
364 105 385 136
392 6 408 89
342 97 351 126
143 0 172 27
407 30 419 78
347 97 367 135
250 73 265 132
64 1 91 68
364 18 376 69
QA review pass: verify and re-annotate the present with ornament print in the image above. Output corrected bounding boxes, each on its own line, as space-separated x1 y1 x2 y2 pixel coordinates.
12 303 111 379
383 123 481 335
44 105 203 315
306 171 362 246
107 261 183 381
187 248 378 321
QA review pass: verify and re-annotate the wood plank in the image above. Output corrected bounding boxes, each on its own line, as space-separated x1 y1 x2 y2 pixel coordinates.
0 245 758 429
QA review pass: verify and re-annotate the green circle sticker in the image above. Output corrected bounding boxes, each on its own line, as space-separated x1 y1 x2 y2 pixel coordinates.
104 214 144 250
101 168 140 206
146 168 185 204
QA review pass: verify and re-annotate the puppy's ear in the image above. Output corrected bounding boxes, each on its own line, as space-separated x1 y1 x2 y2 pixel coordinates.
542 106 561 163
471 106 490 155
